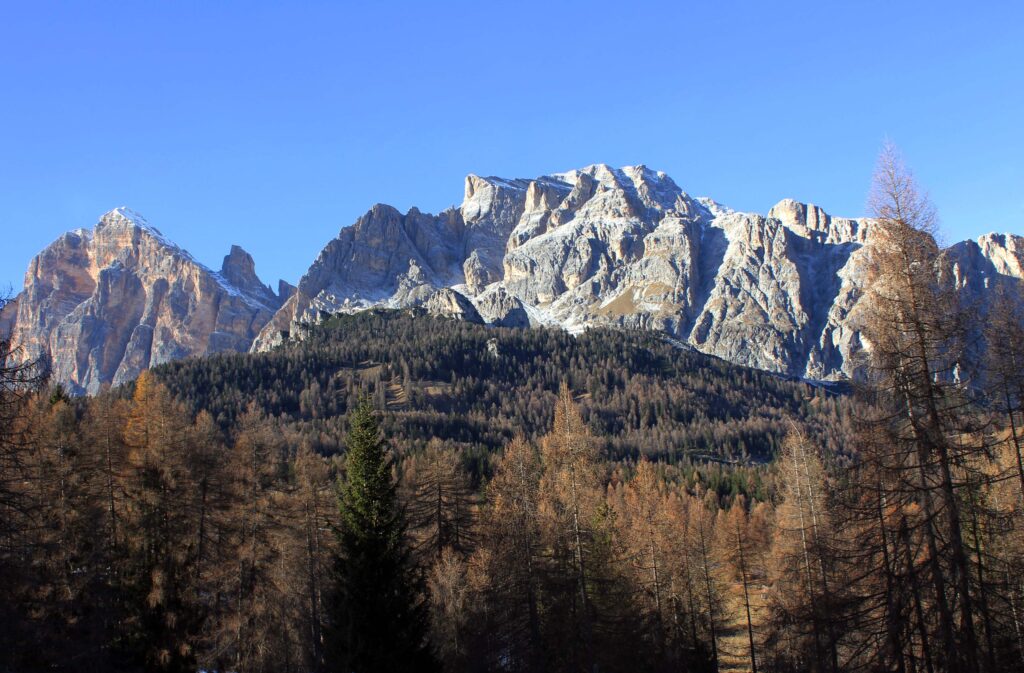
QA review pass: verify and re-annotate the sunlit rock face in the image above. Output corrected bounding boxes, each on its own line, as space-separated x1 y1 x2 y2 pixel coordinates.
7 208 286 394
257 164 1023 381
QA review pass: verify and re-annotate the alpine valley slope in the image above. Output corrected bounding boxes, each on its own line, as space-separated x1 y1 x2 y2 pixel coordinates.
2 208 293 395
254 164 1024 380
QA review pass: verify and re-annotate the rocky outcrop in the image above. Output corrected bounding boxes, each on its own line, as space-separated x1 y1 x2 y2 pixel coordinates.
472 284 534 328
256 164 1023 381
277 279 297 302
7 208 287 394
421 288 483 323
219 245 280 307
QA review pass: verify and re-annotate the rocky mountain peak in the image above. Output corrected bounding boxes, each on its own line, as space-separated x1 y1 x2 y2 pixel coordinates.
94 207 182 248
219 244 281 308
278 279 297 302
5 210 285 394
768 199 818 229
221 244 257 280
767 198 869 245
98 206 150 229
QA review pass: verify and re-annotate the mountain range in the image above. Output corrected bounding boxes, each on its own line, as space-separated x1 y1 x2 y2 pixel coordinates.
4 165 1022 394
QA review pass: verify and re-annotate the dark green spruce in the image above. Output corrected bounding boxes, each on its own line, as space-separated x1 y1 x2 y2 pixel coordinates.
326 398 437 673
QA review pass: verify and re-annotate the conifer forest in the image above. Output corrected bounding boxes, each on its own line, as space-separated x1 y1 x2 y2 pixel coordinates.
3 155 1024 673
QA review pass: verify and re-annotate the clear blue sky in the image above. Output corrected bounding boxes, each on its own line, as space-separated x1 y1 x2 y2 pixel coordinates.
2 1 1021 293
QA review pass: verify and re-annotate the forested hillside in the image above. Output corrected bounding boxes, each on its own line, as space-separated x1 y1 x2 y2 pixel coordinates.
155 309 848 470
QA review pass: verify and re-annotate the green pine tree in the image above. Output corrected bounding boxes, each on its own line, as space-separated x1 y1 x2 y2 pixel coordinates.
326 398 437 673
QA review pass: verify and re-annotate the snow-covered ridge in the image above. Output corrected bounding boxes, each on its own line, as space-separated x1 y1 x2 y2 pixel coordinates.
695 197 734 219
101 206 171 242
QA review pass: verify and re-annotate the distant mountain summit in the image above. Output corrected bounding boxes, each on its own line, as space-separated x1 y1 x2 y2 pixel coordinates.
5 167 1022 392
4 207 289 394
253 164 1024 380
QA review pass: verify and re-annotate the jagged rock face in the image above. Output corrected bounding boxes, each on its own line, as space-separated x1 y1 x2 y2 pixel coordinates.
8 208 286 394
287 204 464 318
277 279 297 302
461 175 531 292
220 244 280 307
252 174 538 350
257 164 1024 381
946 233 1024 298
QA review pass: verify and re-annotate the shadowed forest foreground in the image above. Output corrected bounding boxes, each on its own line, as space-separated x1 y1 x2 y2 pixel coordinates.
3 151 1024 673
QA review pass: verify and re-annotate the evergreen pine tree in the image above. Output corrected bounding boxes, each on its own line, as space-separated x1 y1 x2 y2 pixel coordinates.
326 398 437 673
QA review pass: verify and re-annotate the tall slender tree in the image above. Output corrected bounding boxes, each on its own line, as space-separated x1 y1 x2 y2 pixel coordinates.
849 141 989 673
325 398 436 673
765 425 840 673
538 383 603 673
402 438 476 562
475 434 545 673
121 372 207 672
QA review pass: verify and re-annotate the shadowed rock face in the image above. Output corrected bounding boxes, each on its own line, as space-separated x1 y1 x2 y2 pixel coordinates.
0 297 18 338
256 164 1023 380
7 208 287 394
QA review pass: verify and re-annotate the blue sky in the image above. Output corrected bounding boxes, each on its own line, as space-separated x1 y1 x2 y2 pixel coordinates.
1 1 1021 292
